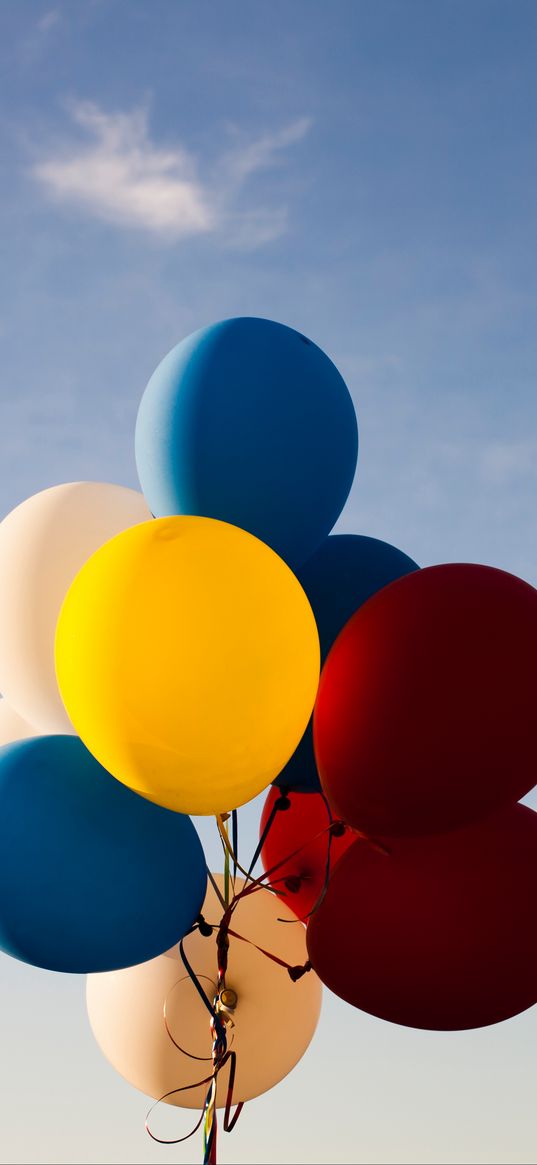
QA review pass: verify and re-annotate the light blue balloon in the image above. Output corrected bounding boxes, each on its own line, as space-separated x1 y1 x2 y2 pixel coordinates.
0 735 207 973
135 317 358 567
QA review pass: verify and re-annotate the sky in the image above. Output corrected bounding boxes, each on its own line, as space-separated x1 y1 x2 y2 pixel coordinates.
0 1 537 1162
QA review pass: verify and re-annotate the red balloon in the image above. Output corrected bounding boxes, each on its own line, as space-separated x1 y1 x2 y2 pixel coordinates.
314 563 537 837
260 787 355 919
307 803 537 1031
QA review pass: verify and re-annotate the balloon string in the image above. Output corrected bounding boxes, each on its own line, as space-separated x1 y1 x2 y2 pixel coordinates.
277 819 340 926
150 808 348 1162
226 925 312 981
153 807 365 1160
275 794 339 925
216 813 345 942
320 788 334 827
164 973 219 1061
310 793 335 915
259 821 339 887
203 1077 217 1164
315 790 390 858
145 1049 242 1151
202 886 248 1163
195 865 315 1153
215 816 359 943
202 879 313 980
224 842 230 908
159 929 244 1161
248 788 387 925
217 813 232 907
187 897 312 1027
222 1050 243 1131
206 868 227 910
149 841 319 1160
275 821 388 927
206 1006 226 1155
179 939 215 1016
231 809 239 886
145 1067 219 1145
245 787 291 882
216 814 252 880
218 809 340 898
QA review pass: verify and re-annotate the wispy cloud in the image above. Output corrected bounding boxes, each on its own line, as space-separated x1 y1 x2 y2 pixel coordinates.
37 9 61 33
17 5 62 66
221 207 290 251
221 117 312 186
30 101 311 246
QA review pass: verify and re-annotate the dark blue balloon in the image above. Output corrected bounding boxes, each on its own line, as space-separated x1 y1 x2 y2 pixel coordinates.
135 317 358 568
0 736 207 973
274 535 420 792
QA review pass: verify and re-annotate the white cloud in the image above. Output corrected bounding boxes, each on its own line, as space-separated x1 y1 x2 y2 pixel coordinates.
32 102 215 238
30 101 311 246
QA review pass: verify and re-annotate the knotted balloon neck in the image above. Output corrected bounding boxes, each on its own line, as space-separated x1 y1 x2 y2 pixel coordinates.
274 792 291 811
288 959 312 983
197 913 214 938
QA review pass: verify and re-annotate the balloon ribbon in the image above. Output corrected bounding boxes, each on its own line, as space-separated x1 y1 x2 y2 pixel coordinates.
147 800 375 1161
146 938 243 1159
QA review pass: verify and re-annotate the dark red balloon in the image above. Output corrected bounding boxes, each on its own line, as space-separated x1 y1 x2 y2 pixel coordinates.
314 563 537 837
307 803 537 1030
260 787 355 919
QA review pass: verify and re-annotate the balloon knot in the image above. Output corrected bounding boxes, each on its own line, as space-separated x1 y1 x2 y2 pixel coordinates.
197 913 213 938
288 960 312 982
330 821 346 838
284 875 302 894
275 794 291 811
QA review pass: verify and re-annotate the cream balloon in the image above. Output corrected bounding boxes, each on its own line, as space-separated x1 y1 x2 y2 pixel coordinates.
87 874 322 1108
0 698 36 745
0 483 151 732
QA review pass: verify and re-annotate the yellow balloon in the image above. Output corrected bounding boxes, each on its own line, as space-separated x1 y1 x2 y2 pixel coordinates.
55 516 319 815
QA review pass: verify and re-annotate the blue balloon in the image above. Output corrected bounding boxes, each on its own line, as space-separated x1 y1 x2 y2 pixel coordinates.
0 736 207 973
135 317 358 567
274 535 420 791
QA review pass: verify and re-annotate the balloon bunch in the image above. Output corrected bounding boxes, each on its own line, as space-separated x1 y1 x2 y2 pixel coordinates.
0 315 536 1163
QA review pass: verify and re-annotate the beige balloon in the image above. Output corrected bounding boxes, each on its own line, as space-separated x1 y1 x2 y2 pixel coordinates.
87 874 322 1108
0 482 151 733
0 698 36 745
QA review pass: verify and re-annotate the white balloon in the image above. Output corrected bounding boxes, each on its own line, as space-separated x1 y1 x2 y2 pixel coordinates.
0 698 36 746
0 483 151 732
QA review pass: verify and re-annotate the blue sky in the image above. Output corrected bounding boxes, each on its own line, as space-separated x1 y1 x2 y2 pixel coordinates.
1 2 537 1163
